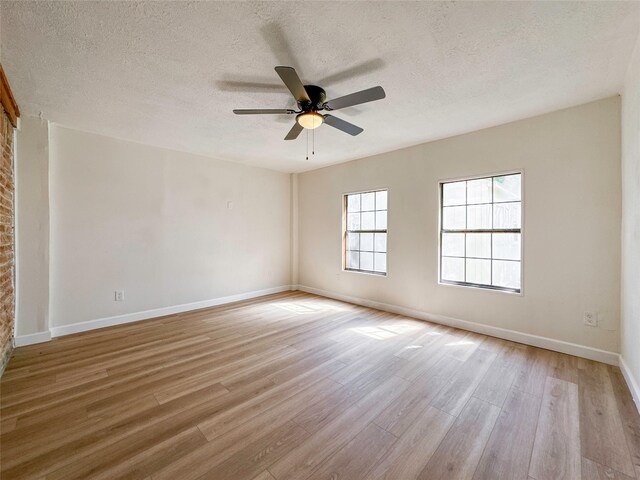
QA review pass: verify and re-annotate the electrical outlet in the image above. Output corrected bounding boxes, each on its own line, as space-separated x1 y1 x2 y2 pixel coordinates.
583 311 597 327
114 290 125 302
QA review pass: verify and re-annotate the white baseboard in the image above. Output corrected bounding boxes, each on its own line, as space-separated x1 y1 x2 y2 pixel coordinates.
619 355 640 415
49 285 294 338
16 283 623 373
15 330 52 346
296 284 620 366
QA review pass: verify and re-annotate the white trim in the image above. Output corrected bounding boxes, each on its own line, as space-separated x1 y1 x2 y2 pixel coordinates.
341 188 389 276
437 168 525 185
15 331 52 346
437 170 525 296
297 284 619 366
50 285 294 338
619 355 640 415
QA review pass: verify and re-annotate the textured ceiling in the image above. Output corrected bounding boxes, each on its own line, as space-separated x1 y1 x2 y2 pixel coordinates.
1 1 639 173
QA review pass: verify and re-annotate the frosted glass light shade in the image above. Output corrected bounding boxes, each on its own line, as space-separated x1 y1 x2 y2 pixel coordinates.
296 112 323 129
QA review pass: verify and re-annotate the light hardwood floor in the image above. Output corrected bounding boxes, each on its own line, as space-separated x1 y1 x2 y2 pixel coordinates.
1 291 639 480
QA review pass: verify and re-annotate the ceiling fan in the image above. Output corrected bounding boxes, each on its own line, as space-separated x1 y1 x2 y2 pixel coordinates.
233 66 386 140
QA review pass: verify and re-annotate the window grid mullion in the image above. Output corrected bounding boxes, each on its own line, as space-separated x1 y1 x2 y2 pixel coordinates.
490 176 494 285
373 192 376 274
440 174 521 292
442 199 523 207
442 255 519 262
440 184 444 284
344 190 387 275
441 228 520 234
464 181 467 282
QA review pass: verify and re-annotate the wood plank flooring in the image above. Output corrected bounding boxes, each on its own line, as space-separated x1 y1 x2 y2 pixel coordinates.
1 291 638 480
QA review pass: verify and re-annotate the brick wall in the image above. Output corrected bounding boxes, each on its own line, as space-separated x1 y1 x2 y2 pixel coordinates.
0 105 14 374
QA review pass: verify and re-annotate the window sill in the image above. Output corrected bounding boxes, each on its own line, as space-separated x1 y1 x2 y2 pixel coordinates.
343 268 387 277
438 280 522 296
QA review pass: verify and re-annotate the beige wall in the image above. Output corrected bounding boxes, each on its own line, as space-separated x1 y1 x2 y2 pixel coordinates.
621 33 640 389
12 96 628 366
15 116 50 336
298 97 621 353
49 125 291 328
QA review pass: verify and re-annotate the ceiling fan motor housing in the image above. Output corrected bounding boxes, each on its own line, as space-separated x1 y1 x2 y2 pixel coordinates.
300 85 326 111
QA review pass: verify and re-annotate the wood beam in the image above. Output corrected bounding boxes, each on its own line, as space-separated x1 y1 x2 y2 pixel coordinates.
0 63 20 128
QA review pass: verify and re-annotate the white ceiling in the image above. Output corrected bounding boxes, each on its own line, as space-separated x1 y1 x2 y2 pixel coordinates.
2 1 639 173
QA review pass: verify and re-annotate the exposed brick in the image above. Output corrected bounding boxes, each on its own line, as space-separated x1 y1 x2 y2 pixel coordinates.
0 104 14 376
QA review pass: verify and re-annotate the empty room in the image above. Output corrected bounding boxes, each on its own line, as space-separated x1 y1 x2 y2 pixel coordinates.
1 1 640 479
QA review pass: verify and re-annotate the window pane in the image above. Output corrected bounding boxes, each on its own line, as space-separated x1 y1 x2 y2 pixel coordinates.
443 181 466 206
374 233 387 253
373 253 387 273
361 192 375 211
467 178 492 205
466 258 491 285
346 232 359 251
494 174 521 202
346 251 359 269
344 189 388 275
375 211 387 230
376 190 387 210
441 257 464 282
347 193 361 212
492 233 521 260
466 233 491 258
360 252 374 271
467 204 492 229
442 233 464 257
443 206 466 230
493 202 521 229
492 260 520 289
360 233 374 251
347 212 360 230
361 212 375 230
440 176 521 291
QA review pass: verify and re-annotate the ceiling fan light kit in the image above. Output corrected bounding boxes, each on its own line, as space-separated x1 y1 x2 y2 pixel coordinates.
297 112 323 129
233 66 386 156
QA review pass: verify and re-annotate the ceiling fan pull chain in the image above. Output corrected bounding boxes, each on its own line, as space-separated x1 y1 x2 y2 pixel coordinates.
306 128 309 161
312 126 315 156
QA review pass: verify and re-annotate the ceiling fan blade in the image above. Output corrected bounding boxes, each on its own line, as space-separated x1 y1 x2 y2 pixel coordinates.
323 115 363 136
233 109 295 115
324 86 386 110
285 122 304 140
218 80 284 92
275 66 310 103
318 58 385 86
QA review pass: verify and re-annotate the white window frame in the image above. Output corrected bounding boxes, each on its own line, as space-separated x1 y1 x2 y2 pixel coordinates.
342 188 388 276
437 170 524 295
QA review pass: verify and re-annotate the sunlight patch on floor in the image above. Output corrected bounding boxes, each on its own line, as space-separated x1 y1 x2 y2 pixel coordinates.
380 323 421 334
349 326 398 340
445 340 476 347
272 302 319 314
271 299 350 315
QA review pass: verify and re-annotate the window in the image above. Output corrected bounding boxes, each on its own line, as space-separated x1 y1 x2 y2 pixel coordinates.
439 173 522 293
344 189 388 275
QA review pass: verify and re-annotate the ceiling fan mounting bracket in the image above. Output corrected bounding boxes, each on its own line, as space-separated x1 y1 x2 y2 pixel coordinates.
299 85 326 111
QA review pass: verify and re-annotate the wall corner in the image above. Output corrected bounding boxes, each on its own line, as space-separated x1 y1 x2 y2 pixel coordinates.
290 172 299 287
